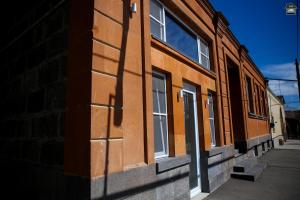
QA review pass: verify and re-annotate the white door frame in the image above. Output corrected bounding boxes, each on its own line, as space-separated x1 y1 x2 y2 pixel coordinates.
183 83 201 198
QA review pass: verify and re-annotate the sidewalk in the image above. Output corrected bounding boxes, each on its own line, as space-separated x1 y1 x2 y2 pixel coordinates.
203 140 300 200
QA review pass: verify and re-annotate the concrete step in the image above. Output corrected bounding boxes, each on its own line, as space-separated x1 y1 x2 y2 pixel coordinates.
231 163 267 181
234 153 249 164
233 158 258 173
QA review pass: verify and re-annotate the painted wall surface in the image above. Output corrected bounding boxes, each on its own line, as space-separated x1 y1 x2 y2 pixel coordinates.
267 88 286 139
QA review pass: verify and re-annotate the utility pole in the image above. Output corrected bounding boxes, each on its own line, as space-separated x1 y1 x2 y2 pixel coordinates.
296 0 300 140
297 0 300 100
296 59 300 100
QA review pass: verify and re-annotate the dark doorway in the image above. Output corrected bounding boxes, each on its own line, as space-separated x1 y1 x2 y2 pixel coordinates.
227 58 246 151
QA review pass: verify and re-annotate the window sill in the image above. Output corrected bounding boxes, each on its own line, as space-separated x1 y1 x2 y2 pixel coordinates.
206 145 234 157
156 155 191 173
151 36 217 80
248 113 267 120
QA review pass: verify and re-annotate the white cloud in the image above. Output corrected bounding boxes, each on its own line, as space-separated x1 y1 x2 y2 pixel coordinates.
261 62 296 80
261 62 298 96
268 81 298 96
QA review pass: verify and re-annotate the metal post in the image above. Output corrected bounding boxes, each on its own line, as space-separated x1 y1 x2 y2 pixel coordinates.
296 58 300 100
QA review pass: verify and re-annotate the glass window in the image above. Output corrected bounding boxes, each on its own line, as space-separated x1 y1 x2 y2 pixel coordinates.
150 19 164 40
208 92 216 147
246 77 254 113
261 91 266 116
152 72 169 158
150 0 163 20
165 12 199 62
149 0 211 70
150 0 164 40
199 39 210 69
255 84 261 115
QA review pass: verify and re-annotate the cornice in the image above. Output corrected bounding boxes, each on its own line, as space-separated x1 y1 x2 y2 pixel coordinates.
197 0 216 19
213 12 229 38
239 45 265 82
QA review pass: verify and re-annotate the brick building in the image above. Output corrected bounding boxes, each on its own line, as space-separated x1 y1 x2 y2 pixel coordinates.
0 0 272 199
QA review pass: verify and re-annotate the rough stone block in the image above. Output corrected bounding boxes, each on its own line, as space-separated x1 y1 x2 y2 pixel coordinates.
47 31 68 57
45 82 65 110
27 89 45 113
22 140 40 162
40 140 64 166
28 43 46 69
39 59 60 86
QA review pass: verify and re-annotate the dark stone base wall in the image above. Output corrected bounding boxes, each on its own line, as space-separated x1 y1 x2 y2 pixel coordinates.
207 158 234 192
91 163 190 200
1 160 189 200
1 160 65 200
201 145 235 193
0 1 69 199
235 148 256 164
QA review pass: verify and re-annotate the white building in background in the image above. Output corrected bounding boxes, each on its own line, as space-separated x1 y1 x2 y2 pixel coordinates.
267 87 287 147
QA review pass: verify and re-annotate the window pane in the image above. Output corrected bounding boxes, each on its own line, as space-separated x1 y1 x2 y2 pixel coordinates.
246 77 254 113
153 115 168 155
150 0 162 21
201 55 210 69
151 18 163 39
165 12 199 62
209 98 214 119
208 93 216 146
200 39 209 56
152 74 166 113
210 119 216 146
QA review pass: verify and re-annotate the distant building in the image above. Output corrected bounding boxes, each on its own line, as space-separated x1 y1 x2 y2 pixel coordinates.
285 110 300 139
267 88 287 147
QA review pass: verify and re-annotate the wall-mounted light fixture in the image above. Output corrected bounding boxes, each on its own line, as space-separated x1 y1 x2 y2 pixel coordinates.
177 89 183 101
131 2 137 13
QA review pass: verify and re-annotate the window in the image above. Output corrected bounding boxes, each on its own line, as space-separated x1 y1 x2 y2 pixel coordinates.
254 84 262 116
246 76 254 113
208 92 216 147
261 90 266 116
254 85 260 115
152 71 169 158
150 0 211 69
150 0 165 40
165 12 198 62
199 38 210 69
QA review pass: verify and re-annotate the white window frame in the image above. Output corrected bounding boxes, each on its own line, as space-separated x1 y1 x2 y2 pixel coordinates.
198 38 210 69
150 0 210 70
152 71 169 159
150 0 166 41
246 76 254 113
208 92 216 147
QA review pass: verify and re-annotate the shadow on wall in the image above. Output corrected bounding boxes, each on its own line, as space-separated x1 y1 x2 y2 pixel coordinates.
103 0 129 198
94 1 190 199
95 172 189 200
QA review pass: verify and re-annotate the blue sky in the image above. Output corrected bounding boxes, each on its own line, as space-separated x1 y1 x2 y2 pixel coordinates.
210 0 300 110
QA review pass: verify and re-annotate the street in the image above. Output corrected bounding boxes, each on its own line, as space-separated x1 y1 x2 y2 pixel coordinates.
203 140 300 200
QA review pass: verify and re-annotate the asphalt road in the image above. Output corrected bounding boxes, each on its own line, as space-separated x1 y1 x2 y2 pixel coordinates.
203 140 300 200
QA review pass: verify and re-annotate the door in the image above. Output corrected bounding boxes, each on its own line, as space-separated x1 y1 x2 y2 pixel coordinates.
227 59 245 148
183 83 201 197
